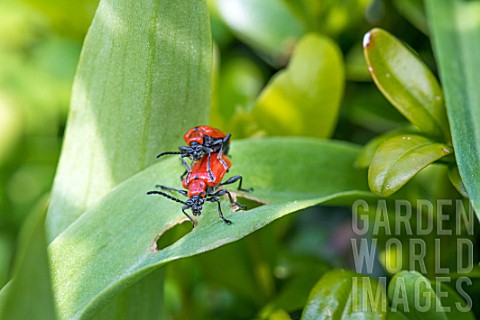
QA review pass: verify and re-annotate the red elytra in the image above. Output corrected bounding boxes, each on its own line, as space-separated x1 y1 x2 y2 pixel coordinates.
183 126 228 146
156 125 231 181
183 152 232 197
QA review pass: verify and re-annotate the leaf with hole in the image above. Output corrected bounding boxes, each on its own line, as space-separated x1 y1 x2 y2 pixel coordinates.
48 138 372 319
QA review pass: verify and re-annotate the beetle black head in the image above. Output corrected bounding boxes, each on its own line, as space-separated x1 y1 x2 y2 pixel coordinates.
185 195 206 216
179 142 211 161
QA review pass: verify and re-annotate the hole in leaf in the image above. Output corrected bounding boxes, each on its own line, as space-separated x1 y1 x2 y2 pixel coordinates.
156 220 192 251
228 191 267 211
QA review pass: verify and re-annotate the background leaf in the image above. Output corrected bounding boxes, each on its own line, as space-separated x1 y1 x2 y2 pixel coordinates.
211 0 307 65
425 0 480 220
301 269 387 320
0 200 56 320
363 28 449 141
387 271 474 319
252 33 344 138
48 138 372 319
45 0 212 241
368 134 452 196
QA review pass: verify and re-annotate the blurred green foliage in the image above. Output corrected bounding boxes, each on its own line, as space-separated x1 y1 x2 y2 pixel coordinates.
0 0 479 319
0 0 83 286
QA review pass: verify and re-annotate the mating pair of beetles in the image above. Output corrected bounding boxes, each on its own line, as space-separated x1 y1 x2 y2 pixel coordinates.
147 126 251 227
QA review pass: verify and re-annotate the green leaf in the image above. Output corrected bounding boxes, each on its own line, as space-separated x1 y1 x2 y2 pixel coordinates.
448 165 468 198
252 33 344 138
96 268 165 319
425 0 480 220
355 128 417 169
45 0 212 241
430 281 475 320
48 138 372 319
368 134 453 196
212 0 307 65
0 201 56 320
387 271 474 319
301 269 387 320
364 28 449 141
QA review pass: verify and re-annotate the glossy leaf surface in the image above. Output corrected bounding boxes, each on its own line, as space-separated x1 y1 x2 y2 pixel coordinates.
368 134 453 196
387 271 474 319
364 28 449 140
301 269 387 319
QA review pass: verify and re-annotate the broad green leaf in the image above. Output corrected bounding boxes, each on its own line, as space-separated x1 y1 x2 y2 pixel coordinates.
369 134 453 196
212 0 307 65
96 268 165 319
425 0 480 221
46 0 212 241
252 33 344 138
301 269 387 320
387 271 474 319
364 28 449 141
48 138 372 319
0 201 56 320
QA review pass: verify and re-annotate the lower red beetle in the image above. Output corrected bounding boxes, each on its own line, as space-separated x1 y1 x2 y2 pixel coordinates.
147 152 251 226
156 126 231 181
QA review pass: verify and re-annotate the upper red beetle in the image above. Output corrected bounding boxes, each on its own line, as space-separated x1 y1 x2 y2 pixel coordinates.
157 126 231 180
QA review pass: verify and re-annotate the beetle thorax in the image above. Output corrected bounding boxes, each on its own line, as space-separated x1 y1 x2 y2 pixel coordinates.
187 179 207 198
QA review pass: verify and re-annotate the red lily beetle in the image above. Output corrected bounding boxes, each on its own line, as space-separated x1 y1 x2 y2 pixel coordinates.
147 152 251 226
156 126 231 181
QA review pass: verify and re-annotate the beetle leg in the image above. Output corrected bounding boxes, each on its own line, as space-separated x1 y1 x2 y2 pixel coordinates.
182 206 196 227
211 189 246 210
180 155 191 172
222 134 231 156
206 151 214 181
219 175 253 192
207 196 232 224
179 170 188 181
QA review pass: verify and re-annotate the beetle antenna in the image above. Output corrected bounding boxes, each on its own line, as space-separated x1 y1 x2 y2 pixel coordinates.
156 151 182 158
147 191 187 205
